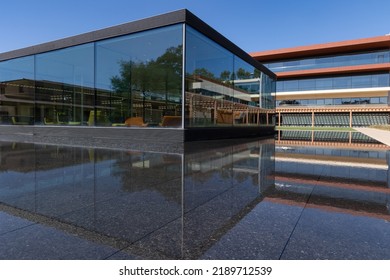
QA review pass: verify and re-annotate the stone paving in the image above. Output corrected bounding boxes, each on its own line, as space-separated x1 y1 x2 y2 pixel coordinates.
0 137 389 259
355 127 390 147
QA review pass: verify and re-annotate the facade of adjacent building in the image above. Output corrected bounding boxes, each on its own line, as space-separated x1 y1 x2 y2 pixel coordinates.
0 9 275 145
251 36 390 128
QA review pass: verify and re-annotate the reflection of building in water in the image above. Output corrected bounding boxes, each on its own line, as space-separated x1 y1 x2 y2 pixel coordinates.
0 9 275 143
0 138 274 259
274 142 390 221
276 129 389 149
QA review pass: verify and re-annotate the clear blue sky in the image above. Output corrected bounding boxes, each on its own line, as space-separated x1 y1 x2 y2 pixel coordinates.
1 0 390 54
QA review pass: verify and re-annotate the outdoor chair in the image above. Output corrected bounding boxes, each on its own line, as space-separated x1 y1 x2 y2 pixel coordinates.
159 116 182 127
112 117 148 127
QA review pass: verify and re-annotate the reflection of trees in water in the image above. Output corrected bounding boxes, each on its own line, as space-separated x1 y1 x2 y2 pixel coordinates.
113 153 183 204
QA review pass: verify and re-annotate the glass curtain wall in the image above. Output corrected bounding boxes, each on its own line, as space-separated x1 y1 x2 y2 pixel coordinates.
0 56 34 124
0 22 274 130
95 24 183 127
35 44 94 125
277 73 390 92
185 26 275 127
0 24 183 128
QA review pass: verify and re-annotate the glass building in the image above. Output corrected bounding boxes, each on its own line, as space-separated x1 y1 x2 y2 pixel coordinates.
0 10 275 143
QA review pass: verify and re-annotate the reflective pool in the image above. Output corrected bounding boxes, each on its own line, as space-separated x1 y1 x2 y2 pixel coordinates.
0 136 389 260
0 139 274 259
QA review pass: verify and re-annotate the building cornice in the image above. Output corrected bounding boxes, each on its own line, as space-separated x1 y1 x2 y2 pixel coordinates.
251 35 390 61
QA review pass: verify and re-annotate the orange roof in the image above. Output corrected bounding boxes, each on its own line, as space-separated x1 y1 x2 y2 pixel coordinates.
251 35 390 61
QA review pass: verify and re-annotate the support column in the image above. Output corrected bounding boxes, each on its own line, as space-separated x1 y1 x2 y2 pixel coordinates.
349 111 352 128
189 95 193 126
278 112 281 127
312 111 315 127
213 100 217 125
387 151 390 189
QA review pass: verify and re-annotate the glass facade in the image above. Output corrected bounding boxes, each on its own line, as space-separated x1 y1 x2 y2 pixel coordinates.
277 96 389 106
0 25 183 127
35 44 95 125
0 23 274 130
265 50 390 73
185 26 275 127
0 56 34 124
277 73 390 92
95 25 183 126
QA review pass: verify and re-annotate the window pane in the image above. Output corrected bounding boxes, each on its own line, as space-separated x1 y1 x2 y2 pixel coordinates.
283 80 299 91
185 25 275 127
299 79 316 90
334 98 342 105
324 99 333 105
372 74 390 87
0 56 35 124
315 78 333 90
341 98 351 104
185 25 234 127
96 24 183 127
276 81 284 92
351 75 371 88
35 44 94 125
333 77 351 89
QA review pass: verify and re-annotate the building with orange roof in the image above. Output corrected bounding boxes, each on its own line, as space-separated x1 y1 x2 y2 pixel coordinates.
251 35 390 128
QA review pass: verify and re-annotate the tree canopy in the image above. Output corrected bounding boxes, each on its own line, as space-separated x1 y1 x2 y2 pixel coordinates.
110 45 183 96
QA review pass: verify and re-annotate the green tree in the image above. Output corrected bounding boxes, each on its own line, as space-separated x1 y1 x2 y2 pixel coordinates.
193 68 216 79
110 45 183 120
111 45 182 95
236 67 252 79
220 70 231 81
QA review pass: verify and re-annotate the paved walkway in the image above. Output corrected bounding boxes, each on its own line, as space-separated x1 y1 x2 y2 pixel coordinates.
354 127 390 147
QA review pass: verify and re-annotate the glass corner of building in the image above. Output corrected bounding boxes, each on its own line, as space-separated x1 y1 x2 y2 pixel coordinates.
183 26 275 130
0 18 275 139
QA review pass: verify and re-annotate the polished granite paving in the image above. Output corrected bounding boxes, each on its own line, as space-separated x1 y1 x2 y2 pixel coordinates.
0 137 389 259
